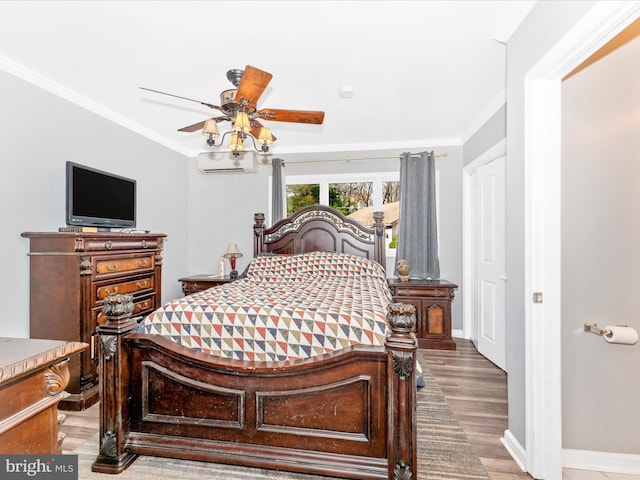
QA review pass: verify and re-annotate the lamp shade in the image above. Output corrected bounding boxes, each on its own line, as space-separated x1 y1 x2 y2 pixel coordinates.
233 112 251 134
228 133 244 152
258 127 273 146
202 119 220 137
223 243 243 259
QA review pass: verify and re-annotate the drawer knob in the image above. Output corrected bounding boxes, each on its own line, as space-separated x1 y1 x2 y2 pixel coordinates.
136 280 148 289
105 241 113 250
104 286 119 295
105 262 120 271
141 240 148 249
134 301 150 313
137 259 150 268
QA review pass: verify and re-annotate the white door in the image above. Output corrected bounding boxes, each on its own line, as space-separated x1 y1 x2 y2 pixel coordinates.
473 155 506 370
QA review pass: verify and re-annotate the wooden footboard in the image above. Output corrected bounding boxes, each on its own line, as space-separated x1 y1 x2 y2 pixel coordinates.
92 295 418 479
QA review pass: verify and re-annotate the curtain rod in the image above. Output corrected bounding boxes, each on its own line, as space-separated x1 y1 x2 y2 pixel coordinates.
279 152 448 165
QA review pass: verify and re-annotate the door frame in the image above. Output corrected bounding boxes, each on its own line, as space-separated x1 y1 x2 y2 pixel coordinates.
462 139 506 342
523 2 640 478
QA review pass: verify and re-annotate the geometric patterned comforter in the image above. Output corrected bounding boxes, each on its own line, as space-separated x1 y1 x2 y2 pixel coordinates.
138 251 393 362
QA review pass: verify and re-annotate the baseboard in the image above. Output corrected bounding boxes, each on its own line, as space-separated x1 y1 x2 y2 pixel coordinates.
563 448 640 475
501 429 527 472
498 432 640 476
452 329 465 339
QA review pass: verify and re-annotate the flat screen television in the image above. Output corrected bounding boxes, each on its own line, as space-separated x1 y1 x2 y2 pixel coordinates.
66 161 136 229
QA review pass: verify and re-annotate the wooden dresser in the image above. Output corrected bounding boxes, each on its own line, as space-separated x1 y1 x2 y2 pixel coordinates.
387 278 458 350
21 232 166 410
0 338 87 453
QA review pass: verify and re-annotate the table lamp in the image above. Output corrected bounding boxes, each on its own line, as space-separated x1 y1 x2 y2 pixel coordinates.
224 243 243 279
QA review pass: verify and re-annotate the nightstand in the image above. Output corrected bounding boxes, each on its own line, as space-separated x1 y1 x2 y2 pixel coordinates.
387 278 458 350
178 274 236 295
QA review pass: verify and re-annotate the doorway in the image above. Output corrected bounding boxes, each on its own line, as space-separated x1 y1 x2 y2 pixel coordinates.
523 3 640 478
463 139 506 370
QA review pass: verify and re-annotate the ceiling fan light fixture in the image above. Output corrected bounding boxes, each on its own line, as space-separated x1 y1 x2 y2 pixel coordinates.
229 133 244 154
143 65 325 156
202 119 220 137
258 127 273 146
233 111 251 135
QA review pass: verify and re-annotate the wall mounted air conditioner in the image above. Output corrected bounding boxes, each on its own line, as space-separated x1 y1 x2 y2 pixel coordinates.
196 151 259 174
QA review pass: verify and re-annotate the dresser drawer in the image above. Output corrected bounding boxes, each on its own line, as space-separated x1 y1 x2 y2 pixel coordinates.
94 254 155 277
391 286 453 298
94 294 156 326
79 237 160 252
94 275 155 301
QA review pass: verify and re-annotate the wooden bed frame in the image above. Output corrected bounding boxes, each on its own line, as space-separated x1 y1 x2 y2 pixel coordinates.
92 205 418 480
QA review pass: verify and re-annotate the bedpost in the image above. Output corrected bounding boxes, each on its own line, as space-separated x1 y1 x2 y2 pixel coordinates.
254 212 266 256
372 210 386 270
92 294 138 474
385 302 418 480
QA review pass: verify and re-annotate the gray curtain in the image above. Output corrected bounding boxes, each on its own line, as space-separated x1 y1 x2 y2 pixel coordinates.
271 158 285 224
395 151 440 279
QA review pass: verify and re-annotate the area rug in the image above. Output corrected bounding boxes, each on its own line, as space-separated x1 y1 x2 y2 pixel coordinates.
74 359 489 480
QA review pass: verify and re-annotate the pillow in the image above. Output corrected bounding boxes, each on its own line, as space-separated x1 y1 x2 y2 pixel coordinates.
245 253 311 279
246 251 386 282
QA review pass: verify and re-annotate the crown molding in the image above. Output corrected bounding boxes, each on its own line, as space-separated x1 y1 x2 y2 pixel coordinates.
0 54 191 157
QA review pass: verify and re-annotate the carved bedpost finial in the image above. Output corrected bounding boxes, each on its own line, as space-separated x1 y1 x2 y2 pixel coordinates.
372 211 384 237
254 212 266 256
371 211 386 271
387 302 416 332
373 210 384 226
102 294 134 323
386 304 417 381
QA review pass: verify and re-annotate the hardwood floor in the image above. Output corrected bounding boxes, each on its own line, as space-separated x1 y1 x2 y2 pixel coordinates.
423 339 532 480
58 339 531 479
59 403 98 455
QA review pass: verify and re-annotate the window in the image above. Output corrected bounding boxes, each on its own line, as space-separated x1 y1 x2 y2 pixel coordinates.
328 181 373 215
286 183 320 215
285 173 399 251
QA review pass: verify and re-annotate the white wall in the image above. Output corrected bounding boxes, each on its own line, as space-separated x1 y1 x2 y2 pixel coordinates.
463 104 506 167
0 70 188 338
561 35 640 454
186 147 465 329
505 0 597 449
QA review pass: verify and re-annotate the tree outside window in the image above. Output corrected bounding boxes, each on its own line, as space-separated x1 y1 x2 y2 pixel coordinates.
286 184 319 216
329 182 373 215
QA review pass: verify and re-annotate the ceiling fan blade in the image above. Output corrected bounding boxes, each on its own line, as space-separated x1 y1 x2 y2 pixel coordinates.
250 119 277 142
177 120 206 132
140 87 224 112
178 116 229 132
235 65 273 111
257 108 325 124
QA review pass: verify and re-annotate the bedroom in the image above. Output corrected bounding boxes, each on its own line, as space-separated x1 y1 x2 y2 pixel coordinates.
1 1 639 479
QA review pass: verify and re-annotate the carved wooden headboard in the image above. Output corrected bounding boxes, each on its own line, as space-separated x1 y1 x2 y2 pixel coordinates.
253 205 386 271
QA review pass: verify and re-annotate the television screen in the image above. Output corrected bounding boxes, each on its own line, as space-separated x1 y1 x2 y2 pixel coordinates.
66 161 136 228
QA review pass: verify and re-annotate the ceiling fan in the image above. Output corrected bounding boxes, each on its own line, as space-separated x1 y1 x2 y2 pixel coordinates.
140 65 325 155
